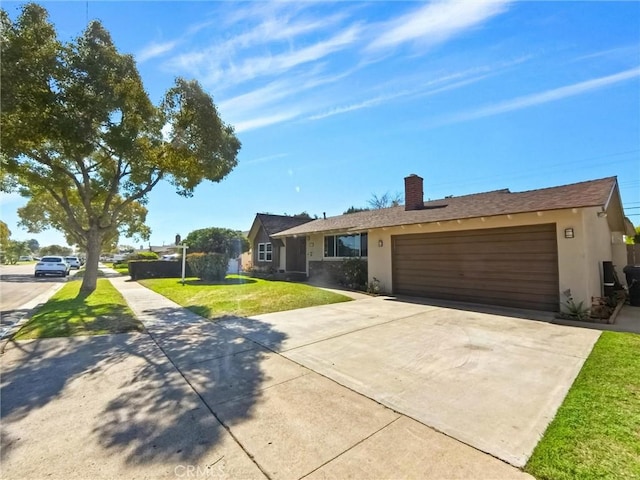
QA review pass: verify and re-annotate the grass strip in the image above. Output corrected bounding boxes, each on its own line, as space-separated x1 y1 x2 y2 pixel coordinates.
525 331 640 480
15 278 143 339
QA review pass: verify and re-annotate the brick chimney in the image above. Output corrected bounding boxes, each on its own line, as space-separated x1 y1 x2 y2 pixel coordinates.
404 174 424 211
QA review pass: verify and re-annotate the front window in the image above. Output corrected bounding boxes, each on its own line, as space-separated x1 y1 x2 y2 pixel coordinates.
324 233 368 257
257 242 272 262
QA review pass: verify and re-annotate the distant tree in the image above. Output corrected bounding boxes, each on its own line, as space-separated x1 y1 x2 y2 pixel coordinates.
368 192 403 209
4 240 30 263
0 220 10 248
1 4 240 293
343 206 370 215
184 227 249 257
293 211 312 219
283 211 318 219
127 250 158 260
39 244 73 256
625 226 640 245
26 238 39 253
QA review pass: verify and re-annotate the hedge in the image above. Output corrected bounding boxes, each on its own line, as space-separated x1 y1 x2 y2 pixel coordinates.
128 260 192 280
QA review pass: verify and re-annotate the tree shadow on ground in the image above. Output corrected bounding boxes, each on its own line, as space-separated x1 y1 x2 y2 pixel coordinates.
0 312 286 473
0 272 66 283
170 277 258 287
384 295 556 322
14 297 143 339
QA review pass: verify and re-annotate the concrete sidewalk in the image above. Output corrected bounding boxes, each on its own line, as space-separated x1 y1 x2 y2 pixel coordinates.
1 271 532 479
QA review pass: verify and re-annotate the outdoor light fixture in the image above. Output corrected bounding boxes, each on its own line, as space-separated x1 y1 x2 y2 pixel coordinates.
378 239 384 247
564 228 575 239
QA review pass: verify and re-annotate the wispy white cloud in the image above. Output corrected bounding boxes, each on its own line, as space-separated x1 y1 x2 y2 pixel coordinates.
137 40 180 63
234 111 301 133
163 5 356 88
572 44 640 62
306 57 531 121
199 25 362 87
435 66 640 126
220 67 354 117
367 0 511 52
307 74 492 121
242 153 289 166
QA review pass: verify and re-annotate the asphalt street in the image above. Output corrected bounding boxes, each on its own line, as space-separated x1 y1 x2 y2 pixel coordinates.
0 263 76 338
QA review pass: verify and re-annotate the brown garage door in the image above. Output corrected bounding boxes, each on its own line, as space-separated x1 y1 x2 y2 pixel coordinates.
392 223 559 311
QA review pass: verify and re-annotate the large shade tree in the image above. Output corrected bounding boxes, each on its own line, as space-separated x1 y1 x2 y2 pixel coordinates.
0 220 10 248
1 4 241 292
184 227 249 257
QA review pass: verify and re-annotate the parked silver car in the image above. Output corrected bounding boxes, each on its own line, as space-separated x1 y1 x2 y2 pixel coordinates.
35 256 70 277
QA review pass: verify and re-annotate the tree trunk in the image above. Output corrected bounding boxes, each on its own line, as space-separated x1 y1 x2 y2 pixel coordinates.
80 227 103 294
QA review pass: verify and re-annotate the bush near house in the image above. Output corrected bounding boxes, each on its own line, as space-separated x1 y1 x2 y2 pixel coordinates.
340 258 368 290
186 252 228 281
308 258 368 291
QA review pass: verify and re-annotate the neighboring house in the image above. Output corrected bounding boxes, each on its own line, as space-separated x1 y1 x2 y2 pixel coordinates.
247 214 313 273
274 174 634 312
149 244 178 256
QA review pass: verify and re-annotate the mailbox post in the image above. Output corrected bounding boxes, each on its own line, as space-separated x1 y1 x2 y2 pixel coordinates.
178 244 189 285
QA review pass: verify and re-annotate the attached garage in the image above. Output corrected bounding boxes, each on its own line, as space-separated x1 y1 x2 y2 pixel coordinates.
391 223 559 311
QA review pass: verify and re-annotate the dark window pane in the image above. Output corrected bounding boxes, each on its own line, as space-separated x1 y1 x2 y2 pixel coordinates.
337 234 358 257
360 233 368 257
324 236 335 257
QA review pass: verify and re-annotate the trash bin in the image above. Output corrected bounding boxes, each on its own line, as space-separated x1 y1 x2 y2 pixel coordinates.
623 265 640 307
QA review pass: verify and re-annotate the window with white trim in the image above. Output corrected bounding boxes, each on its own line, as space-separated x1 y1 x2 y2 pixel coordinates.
324 233 368 257
258 242 272 262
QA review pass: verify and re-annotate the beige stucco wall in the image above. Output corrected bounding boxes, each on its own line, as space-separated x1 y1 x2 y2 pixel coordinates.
611 232 629 284
303 207 620 309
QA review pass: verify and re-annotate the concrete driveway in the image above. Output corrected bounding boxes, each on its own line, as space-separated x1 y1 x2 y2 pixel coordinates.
219 296 601 467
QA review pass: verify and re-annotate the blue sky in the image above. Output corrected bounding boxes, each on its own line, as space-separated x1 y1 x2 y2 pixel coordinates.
2 1 639 249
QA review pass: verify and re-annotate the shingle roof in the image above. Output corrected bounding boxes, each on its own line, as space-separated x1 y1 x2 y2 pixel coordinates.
256 213 313 236
274 177 618 237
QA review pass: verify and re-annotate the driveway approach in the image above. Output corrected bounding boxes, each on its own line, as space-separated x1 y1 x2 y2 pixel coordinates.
219 297 601 467
2 278 533 480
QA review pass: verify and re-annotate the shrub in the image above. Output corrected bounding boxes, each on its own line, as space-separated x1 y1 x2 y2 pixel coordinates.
127 251 159 261
343 258 367 289
340 258 368 290
187 252 229 281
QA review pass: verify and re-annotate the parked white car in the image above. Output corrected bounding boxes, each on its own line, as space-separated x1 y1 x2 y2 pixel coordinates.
65 256 82 269
35 256 70 277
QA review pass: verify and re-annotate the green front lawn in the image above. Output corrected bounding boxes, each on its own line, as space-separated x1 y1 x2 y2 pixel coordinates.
525 331 640 480
15 279 143 339
139 275 352 319
112 263 129 275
